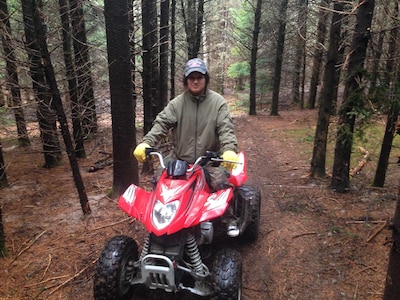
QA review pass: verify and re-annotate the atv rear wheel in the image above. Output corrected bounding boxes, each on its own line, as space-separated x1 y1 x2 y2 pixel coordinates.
93 235 139 300
212 248 242 300
235 185 261 243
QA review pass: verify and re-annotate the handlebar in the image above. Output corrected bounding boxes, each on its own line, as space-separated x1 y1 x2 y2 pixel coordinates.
145 148 166 168
144 148 241 172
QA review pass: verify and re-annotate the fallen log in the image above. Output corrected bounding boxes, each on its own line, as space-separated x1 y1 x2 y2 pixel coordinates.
87 151 113 172
350 146 369 177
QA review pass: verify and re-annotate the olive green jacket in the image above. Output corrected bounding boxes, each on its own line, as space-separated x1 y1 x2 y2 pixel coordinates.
142 89 238 163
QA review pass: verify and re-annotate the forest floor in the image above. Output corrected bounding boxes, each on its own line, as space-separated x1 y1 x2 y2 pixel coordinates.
0 99 398 299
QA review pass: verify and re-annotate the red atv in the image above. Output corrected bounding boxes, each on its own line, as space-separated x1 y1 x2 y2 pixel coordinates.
93 149 261 299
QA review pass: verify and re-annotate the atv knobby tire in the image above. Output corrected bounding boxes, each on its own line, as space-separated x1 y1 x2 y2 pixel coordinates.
93 235 139 300
212 248 242 300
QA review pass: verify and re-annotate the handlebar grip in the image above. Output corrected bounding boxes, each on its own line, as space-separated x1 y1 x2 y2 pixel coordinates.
145 147 159 156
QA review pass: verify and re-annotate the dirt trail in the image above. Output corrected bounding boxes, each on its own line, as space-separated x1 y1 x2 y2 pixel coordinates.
0 109 394 299
235 111 393 300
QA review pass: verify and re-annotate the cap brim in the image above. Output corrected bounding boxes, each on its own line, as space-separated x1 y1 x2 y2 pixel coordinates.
185 67 207 77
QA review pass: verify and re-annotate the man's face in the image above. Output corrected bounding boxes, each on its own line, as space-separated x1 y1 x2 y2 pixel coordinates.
187 72 206 96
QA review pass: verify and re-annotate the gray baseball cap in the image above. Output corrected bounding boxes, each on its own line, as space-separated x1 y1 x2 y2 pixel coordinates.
184 58 208 77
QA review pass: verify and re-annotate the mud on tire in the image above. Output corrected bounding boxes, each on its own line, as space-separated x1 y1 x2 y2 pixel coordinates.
212 248 242 300
93 235 139 300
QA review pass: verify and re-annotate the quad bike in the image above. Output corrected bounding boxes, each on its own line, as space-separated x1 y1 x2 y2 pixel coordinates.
93 149 261 299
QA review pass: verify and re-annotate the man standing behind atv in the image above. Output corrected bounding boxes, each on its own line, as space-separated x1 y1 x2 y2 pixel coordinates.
133 57 239 191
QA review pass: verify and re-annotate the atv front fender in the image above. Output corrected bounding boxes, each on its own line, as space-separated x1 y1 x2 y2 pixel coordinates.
118 184 152 219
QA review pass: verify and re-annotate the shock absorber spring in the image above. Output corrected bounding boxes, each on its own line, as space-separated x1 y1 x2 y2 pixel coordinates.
185 234 204 275
140 235 150 260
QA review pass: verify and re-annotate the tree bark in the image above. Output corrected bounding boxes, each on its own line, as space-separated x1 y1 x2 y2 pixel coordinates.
182 0 204 58
372 100 399 187
58 0 85 158
330 0 375 193
128 0 136 123
249 0 262 116
105 0 138 196
170 0 176 99
69 0 97 137
32 0 91 215
383 180 400 299
373 2 400 188
142 0 158 134
0 141 7 188
0 206 7 257
0 0 30 147
270 0 288 116
22 0 62 168
368 30 385 100
293 0 308 108
150 0 160 119
159 0 170 110
310 1 344 178
308 0 330 109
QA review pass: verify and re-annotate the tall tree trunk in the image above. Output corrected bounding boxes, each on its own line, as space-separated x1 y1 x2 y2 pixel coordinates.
0 0 30 147
330 0 375 193
293 0 308 107
270 0 289 116
310 1 344 178
368 30 385 101
142 0 158 134
22 0 62 168
128 0 136 112
159 0 170 110
249 0 262 116
219 4 229 94
141 0 159 174
373 99 400 187
32 0 90 214
195 0 203 57
58 0 85 158
150 0 159 118
105 0 138 196
69 0 97 137
383 179 400 299
373 2 399 188
308 0 330 109
0 206 7 257
330 3 350 115
170 0 176 99
0 141 7 188
182 0 204 58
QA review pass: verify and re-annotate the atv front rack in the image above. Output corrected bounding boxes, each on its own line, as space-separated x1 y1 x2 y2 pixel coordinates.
131 252 213 297
141 254 176 292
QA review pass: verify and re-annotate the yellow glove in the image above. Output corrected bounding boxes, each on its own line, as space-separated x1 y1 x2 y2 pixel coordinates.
221 150 239 171
133 142 150 162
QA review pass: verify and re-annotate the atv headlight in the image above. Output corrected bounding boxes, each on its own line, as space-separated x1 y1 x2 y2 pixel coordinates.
152 200 179 229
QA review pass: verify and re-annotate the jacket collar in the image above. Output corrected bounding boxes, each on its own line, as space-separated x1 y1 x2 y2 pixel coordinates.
187 89 209 102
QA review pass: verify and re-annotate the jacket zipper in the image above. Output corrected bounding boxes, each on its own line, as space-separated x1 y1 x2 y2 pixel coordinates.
194 99 199 160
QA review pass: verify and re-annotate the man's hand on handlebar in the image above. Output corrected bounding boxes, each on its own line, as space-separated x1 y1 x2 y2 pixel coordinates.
133 142 150 162
221 151 239 171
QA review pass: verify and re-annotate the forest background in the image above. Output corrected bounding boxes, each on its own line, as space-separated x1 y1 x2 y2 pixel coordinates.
1 0 400 298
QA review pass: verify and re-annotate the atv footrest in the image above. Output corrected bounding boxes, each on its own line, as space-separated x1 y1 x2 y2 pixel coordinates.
141 254 176 292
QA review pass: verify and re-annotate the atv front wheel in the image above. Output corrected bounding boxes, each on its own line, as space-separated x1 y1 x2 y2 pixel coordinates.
93 235 139 300
212 248 242 300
